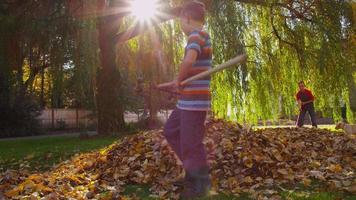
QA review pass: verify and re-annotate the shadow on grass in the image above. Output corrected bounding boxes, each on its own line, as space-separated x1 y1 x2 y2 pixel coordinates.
123 185 250 200
0 134 121 172
122 184 355 200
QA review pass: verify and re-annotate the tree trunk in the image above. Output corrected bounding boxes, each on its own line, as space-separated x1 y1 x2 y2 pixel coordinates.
40 63 45 108
149 81 162 128
96 0 125 135
0 33 11 119
349 79 356 121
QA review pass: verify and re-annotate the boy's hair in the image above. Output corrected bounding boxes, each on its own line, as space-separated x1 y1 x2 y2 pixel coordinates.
180 1 206 23
298 81 305 85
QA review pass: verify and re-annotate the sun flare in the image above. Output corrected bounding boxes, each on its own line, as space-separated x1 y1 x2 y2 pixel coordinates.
130 0 159 22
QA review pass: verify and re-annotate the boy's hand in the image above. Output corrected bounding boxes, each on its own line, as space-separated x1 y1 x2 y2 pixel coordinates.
156 81 180 94
297 101 302 110
156 80 178 89
301 100 313 105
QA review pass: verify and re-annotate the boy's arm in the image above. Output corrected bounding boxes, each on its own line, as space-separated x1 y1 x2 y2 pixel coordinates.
302 99 315 105
177 49 198 83
157 31 201 89
156 50 197 89
302 100 313 105
297 100 302 110
296 93 302 109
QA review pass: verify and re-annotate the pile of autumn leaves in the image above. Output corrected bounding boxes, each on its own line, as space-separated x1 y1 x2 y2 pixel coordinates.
1 119 355 199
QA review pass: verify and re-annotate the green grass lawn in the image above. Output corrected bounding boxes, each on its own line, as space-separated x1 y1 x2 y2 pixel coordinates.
254 125 340 131
0 132 354 200
0 134 119 171
122 185 355 200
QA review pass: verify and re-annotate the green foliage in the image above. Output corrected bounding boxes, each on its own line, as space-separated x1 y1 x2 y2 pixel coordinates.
206 0 356 123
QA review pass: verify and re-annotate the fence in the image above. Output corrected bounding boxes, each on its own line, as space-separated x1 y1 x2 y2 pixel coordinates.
37 109 172 130
37 109 96 129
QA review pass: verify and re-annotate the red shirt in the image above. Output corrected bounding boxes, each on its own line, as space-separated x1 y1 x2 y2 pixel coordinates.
296 89 315 108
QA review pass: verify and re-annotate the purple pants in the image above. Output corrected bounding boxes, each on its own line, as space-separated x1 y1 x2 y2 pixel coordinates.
297 103 318 127
163 108 208 171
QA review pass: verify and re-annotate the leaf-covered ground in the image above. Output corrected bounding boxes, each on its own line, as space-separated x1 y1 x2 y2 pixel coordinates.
0 120 355 199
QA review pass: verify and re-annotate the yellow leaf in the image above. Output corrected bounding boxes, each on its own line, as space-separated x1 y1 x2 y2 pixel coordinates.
310 161 321 168
221 138 233 151
134 141 144 153
24 153 35 160
5 187 21 197
302 178 312 186
227 177 238 188
328 164 342 173
243 156 253 168
277 169 288 175
28 174 43 183
20 179 36 191
36 183 53 193
272 149 283 161
243 176 253 183
4 180 34 197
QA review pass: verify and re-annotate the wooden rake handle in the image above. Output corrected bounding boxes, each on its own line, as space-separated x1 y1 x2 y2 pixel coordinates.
180 54 247 86
156 53 248 94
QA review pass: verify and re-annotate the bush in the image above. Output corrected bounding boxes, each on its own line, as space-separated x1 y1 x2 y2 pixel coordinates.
0 95 42 138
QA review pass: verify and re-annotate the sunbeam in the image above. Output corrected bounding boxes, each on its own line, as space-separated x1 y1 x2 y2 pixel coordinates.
130 0 159 23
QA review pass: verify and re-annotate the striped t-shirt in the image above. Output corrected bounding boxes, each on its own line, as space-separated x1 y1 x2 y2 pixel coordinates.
177 30 212 111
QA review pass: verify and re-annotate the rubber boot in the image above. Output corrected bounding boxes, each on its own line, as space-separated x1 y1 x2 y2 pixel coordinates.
173 177 188 187
180 167 211 199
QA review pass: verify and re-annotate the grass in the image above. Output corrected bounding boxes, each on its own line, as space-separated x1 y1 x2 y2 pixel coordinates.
122 185 355 200
280 190 356 200
254 125 340 131
0 134 119 171
122 185 250 200
0 132 354 200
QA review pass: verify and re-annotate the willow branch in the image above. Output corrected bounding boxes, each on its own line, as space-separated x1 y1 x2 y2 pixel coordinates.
270 6 296 48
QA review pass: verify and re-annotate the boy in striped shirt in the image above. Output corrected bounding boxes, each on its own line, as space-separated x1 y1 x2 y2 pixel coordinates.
157 1 212 198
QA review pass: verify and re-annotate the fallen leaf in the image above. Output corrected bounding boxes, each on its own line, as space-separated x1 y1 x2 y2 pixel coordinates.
327 164 342 173
302 178 312 187
24 153 35 160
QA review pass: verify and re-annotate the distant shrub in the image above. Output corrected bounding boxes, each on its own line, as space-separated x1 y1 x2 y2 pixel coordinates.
0 95 42 138
56 119 67 130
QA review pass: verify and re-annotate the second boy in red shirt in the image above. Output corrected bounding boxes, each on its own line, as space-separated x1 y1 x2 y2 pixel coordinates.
296 81 318 128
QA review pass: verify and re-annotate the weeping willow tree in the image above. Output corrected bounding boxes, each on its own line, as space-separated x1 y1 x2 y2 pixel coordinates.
114 0 355 124
205 0 356 123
